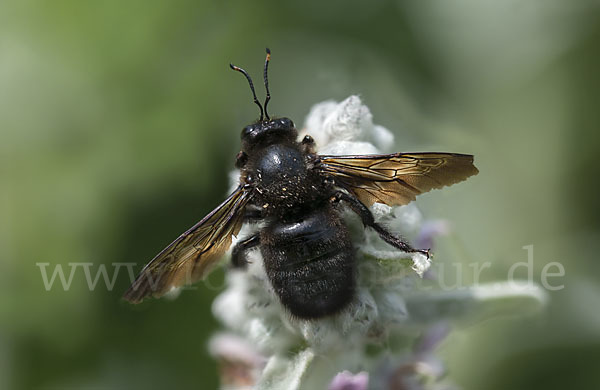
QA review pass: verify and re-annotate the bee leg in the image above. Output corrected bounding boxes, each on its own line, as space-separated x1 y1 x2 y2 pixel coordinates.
231 234 261 268
334 190 430 258
243 207 263 223
300 134 316 153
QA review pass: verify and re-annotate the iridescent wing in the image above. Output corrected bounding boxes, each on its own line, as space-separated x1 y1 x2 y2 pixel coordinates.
123 185 252 303
318 152 478 207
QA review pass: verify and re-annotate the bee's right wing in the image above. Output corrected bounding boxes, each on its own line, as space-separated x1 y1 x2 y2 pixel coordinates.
317 152 478 207
123 185 252 304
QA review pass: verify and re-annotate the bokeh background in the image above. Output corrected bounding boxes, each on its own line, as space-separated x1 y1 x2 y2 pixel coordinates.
2 0 600 389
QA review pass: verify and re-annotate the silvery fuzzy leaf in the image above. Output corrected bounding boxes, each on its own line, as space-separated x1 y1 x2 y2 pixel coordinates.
403 281 547 325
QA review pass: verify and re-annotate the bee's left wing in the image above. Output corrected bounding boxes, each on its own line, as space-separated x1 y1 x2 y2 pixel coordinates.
317 152 478 207
123 185 252 304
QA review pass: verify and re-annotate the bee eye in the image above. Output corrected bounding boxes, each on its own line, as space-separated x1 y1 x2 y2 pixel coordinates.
279 118 294 129
241 125 255 139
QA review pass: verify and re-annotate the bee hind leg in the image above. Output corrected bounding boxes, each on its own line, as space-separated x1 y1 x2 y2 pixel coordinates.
333 190 430 259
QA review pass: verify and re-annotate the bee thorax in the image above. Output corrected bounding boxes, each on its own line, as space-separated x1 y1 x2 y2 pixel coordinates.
249 143 324 216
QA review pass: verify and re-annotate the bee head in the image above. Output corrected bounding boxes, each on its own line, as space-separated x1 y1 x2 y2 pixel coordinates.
241 117 297 150
231 48 298 152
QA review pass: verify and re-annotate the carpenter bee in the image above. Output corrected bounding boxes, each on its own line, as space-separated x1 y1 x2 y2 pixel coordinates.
123 49 478 318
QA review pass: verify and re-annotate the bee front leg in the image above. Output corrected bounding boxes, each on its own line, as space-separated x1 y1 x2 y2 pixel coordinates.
231 234 261 269
300 134 316 154
333 190 430 258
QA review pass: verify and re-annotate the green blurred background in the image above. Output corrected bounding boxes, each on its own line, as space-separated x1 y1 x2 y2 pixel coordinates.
2 0 600 389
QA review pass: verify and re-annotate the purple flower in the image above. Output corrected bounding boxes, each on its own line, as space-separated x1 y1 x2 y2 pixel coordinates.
415 220 451 250
208 333 266 387
329 371 369 390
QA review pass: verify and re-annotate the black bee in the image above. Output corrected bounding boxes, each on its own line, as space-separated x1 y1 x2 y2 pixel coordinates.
124 49 478 318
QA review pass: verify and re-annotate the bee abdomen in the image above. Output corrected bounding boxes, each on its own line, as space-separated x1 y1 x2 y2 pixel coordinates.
261 207 355 319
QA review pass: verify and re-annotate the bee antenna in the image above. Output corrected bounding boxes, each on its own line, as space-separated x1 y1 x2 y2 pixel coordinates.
263 48 271 120
230 63 264 121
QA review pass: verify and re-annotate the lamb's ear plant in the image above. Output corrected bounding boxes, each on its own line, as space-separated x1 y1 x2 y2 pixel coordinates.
210 96 547 390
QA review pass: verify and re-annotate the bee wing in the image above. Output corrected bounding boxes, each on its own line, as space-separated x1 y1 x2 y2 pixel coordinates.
318 152 478 207
123 185 252 303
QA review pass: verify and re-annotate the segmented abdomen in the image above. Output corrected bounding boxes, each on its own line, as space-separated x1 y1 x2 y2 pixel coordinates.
261 206 355 318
